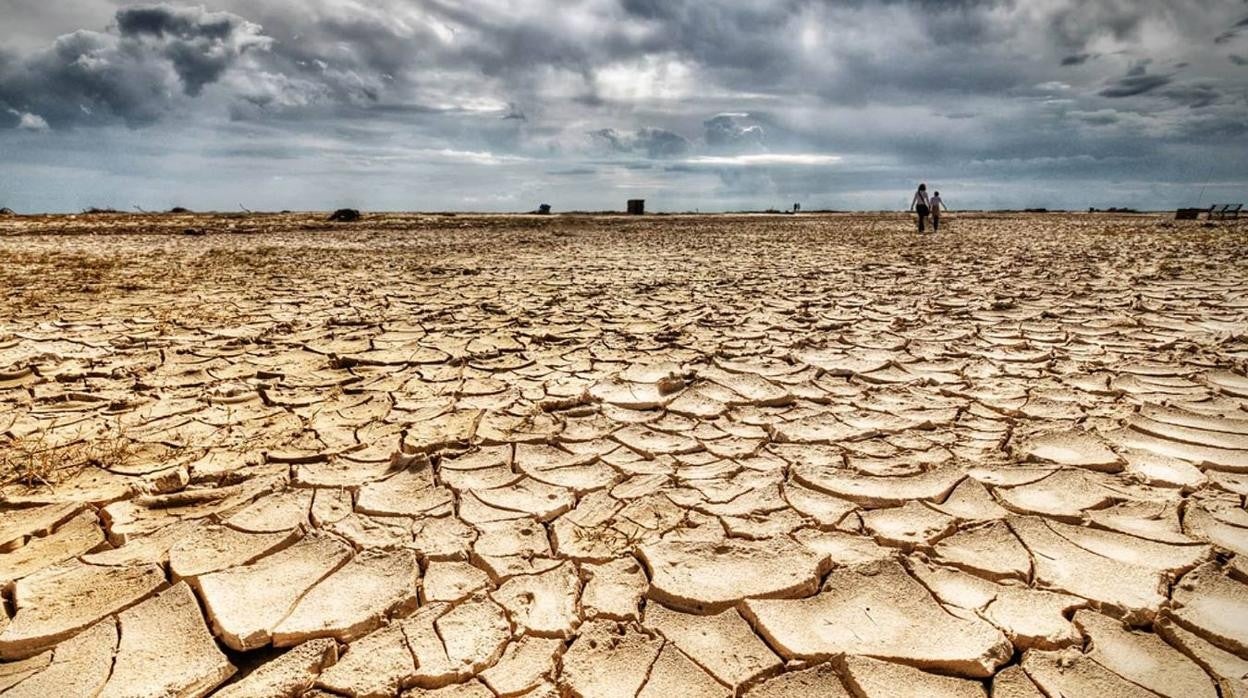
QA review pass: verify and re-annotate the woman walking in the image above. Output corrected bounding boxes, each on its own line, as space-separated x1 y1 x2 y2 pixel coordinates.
910 183 930 233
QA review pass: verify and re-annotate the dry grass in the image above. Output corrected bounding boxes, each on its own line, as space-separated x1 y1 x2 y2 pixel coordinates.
0 422 136 488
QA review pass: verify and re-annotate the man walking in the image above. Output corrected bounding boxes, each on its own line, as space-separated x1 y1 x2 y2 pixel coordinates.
930 191 946 232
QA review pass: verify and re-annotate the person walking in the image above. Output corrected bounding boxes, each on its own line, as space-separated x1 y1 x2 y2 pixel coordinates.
930 190 946 232
910 183 930 233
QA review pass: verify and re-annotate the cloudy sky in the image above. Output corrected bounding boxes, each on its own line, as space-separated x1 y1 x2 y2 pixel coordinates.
1 0 1247 212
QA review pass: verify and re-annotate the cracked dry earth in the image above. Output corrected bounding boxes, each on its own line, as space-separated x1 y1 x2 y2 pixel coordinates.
1 211 1247 698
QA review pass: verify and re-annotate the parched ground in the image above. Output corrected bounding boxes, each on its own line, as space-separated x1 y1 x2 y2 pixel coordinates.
1 211 1247 697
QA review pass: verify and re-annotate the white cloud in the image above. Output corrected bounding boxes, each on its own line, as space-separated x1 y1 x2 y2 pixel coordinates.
684 153 842 166
595 55 698 101
357 148 531 166
13 111 50 131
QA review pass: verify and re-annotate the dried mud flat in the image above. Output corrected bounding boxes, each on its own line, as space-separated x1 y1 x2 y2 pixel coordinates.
1 211 1247 697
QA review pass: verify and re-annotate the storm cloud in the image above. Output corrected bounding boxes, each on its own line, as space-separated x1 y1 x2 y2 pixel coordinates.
0 4 269 127
704 114 765 151
1099 66 1174 98
591 128 691 158
1 0 1247 212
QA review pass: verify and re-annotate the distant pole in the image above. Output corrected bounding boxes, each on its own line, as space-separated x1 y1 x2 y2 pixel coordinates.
1196 164 1214 206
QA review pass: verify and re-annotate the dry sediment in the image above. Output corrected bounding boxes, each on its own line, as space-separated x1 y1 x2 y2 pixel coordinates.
0 211 1247 695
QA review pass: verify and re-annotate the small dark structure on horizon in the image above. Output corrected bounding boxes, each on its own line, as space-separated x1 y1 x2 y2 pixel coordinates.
1177 204 1242 220
536 203 551 215
328 208 362 222
1212 203 1242 220
627 199 645 215
0 207 15 216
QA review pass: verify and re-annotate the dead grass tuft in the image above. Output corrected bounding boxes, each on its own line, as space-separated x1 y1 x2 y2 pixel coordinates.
0 422 137 488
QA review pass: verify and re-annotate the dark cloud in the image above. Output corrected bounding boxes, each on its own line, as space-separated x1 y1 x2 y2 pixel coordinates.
704 114 764 150
589 128 627 152
637 128 692 157
1232 54 1248 65
1099 66 1174 97
1162 83 1220 108
1061 53 1093 66
0 4 269 126
116 5 268 95
1077 112 1120 125
591 127 691 158
1217 15 1248 41
116 5 238 40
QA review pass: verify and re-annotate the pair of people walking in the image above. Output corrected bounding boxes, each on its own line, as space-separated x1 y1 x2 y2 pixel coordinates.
909 183 946 233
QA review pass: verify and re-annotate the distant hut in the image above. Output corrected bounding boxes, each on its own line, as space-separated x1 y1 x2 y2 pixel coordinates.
627 199 645 215
536 203 551 215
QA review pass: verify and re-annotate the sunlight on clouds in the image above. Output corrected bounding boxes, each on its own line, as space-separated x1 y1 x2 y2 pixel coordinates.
429 149 529 165
684 153 843 166
595 55 697 101
425 16 456 44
